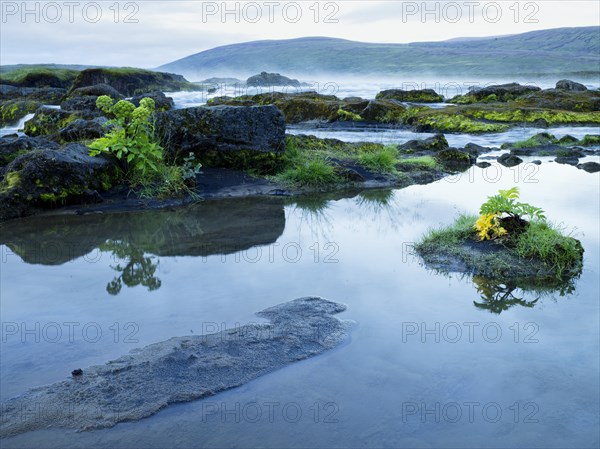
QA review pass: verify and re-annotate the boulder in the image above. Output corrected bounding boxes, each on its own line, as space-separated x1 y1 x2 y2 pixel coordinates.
360 99 406 123
57 117 109 142
555 156 580 166
397 134 449 154
0 135 60 167
498 153 523 167
68 83 124 99
131 91 174 111
0 143 119 222
556 79 587 91
451 83 541 103
60 96 103 113
246 72 301 87
376 89 443 103
154 105 286 158
577 161 600 173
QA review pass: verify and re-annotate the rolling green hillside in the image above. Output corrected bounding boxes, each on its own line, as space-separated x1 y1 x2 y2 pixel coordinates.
158 27 600 79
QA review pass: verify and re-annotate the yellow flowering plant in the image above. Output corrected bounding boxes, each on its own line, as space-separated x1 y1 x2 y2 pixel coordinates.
474 187 545 241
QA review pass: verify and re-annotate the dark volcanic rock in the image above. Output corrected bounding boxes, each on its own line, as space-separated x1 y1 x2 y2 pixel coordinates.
70 68 195 96
68 83 124 99
555 156 580 166
0 85 67 104
60 96 103 113
498 153 523 167
0 143 119 222
398 134 449 154
556 79 587 91
451 83 541 103
376 89 443 103
577 161 600 173
131 91 175 111
0 297 352 436
57 117 109 142
246 72 301 87
359 99 405 122
155 105 286 158
0 135 59 167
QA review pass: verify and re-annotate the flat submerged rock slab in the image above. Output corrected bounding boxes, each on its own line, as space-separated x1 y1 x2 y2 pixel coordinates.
0 297 352 437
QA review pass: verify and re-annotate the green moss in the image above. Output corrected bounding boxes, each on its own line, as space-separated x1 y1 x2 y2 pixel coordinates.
196 149 283 175
415 112 509 133
508 133 558 149
578 135 600 146
337 108 362 121
3 171 21 190
0 100 41 126
24 110 77 136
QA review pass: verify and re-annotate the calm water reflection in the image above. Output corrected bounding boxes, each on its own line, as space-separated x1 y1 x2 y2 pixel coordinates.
1 161 598 448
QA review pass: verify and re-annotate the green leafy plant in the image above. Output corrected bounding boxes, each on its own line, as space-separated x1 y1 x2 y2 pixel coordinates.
89 96 199 197
475 187 546 241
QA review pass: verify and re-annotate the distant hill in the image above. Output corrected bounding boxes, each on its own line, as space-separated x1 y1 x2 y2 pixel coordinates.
158 27 600 80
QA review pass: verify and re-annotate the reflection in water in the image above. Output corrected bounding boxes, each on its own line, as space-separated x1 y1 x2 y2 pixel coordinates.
0 197 286 293
471 276 539 314
470 274 579 314
100 241 161 295
286 195 335 241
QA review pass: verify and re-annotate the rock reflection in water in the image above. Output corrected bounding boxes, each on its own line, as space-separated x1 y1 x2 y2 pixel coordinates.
0 197 286 293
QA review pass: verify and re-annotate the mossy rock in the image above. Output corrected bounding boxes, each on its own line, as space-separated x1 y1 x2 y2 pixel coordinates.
376 89 443 103
448 83 541 104
23 108 79 137
0 135 60 167
0 143 120 222
69 68 199 96
0 100 41 126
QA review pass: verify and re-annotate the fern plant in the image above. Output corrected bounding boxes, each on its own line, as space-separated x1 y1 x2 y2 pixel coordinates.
475 187 546 240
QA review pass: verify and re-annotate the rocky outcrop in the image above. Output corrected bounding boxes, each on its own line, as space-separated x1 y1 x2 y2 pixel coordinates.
0 99 41 126
376 88 443 103
449 83 541 104
246 72 302 87
69 68 198 96
0 135 60 167
154 105 286 158
208 92 407 124
556 79 587 91
0 85 67 103
0 143 119 222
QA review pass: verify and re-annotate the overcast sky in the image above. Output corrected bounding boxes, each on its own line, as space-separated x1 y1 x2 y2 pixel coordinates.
1 1 598 68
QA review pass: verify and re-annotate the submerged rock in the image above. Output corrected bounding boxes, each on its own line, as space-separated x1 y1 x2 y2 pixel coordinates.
0 297 353 436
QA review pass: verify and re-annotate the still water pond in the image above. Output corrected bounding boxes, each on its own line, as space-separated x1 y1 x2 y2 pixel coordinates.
1 155 598 447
